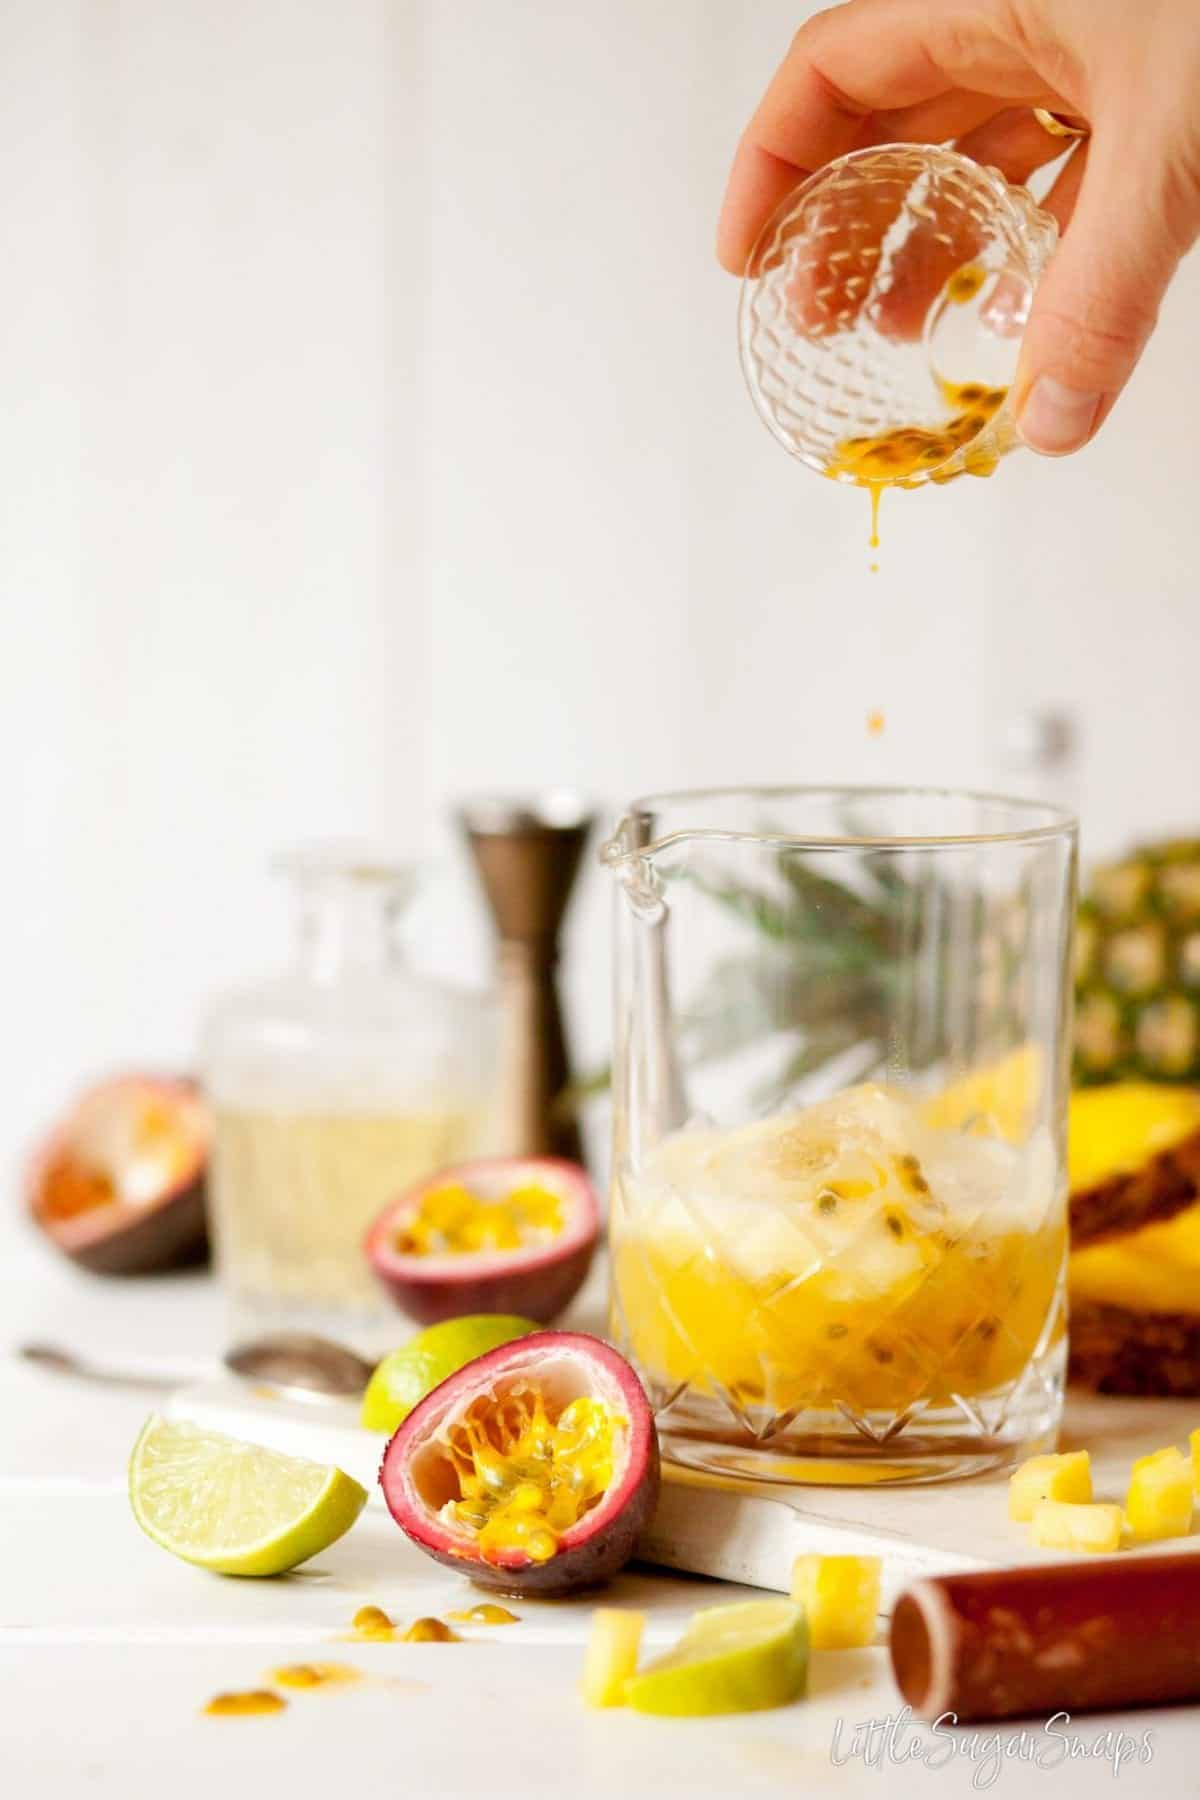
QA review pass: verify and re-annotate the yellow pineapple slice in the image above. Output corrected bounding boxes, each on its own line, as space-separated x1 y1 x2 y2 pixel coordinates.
580 1609 645 1708
920 1045 1041 1144
1030 1500 1124 1554
1008 1451 1092 1522
1068 1205 1200 1315
1069 1084 1200 1209
1191 1428 1200 1494
789 1553 881 1650
1067 1085 1200 1394
1125 1447 1194 1541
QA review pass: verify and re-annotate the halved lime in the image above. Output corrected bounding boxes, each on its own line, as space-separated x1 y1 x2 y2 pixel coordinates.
129 1415 367 1576
623 1600 808 1717
360 1314 539 1433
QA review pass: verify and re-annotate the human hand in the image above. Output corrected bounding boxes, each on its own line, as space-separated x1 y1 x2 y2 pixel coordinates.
718 0 1200 455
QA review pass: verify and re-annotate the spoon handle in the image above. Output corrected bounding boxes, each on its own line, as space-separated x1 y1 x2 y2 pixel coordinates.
17 1341 177 1395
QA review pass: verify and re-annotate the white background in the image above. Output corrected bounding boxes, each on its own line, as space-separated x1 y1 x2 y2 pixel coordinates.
3 0 1198 1213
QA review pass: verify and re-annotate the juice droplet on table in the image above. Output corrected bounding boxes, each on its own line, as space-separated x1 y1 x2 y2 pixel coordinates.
401 1617 460 1643
446 1604 520 1625
204 1690 287 1717
270 1663 361 1689
350 1603 398 1641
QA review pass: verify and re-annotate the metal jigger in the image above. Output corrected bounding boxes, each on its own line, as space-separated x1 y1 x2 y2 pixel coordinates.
458 794 595 1164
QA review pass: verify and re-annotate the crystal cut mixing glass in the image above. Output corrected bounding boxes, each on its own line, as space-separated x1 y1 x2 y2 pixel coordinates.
604 788 1077 1485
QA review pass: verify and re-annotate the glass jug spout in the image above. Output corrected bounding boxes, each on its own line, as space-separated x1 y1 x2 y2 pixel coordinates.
601 812 668 921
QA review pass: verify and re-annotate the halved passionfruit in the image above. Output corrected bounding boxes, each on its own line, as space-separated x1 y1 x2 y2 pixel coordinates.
365 1157 599 1325
27 1076 210 1273
378 1331 659 1596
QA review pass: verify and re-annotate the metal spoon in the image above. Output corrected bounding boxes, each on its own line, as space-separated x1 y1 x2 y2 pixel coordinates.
18 1341 175 1395
18 1332 374 1401
224 1332 375 1399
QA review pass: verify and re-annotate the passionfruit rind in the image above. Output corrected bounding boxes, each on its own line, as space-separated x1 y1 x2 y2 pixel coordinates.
26 1075 211 1274
365 1157 600 1326
379 1331 659 1596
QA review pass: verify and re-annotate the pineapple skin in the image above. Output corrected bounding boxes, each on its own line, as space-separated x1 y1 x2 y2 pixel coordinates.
1075 840 1200 1085
1068 1084 1200 1247
1068 1302 1200 1396
1067 1082 1200 1394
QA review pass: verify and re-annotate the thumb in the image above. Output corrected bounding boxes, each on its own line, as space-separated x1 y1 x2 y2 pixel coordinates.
1014 132 1182 456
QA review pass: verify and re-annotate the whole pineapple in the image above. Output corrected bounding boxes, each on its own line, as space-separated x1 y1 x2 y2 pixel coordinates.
1071 837 1200 1393
1075 838 1200 1083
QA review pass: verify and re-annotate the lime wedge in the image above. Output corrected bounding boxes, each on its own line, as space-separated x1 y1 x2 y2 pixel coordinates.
129 1415 368 1576
360 1315 539 1433
623 1600 808 1717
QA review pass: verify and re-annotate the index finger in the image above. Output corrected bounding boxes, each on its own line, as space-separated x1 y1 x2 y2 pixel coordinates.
717 0 1063 273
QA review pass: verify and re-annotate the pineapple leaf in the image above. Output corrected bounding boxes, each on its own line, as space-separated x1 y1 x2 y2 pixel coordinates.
682 870 886 972
750 1024 885 1113
678 950 888 1063
774 851 897 938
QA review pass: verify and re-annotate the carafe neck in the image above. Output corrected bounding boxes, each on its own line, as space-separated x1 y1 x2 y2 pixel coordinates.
280 852 413 982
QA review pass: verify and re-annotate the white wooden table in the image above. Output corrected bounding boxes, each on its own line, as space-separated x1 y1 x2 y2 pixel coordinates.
4 1228 1199 1799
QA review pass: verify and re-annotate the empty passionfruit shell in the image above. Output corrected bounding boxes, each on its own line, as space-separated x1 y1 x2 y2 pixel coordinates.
379 1330 659 1596
27 1076 211 1274
365 1157 599 1326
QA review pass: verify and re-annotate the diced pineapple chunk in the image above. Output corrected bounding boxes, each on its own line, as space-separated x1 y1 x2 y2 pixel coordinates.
790 1553 881 1650
1030 1500 1124 1554
581 1608 645 1708
1126 1447 1194 1542
1008 1451 1092 1522
1190 1429 1200 1495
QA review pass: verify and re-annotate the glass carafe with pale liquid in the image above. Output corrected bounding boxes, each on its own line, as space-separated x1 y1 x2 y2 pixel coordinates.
603 788 1076 1486
202 851 496 1353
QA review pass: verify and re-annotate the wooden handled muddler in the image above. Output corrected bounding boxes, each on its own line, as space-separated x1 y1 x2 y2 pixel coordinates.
891 1555 1200 1722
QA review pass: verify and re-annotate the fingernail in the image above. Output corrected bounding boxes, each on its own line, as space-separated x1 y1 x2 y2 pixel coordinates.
1016 376 1102 455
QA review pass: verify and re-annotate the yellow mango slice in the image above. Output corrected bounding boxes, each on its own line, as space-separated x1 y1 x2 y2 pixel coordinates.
1008 1450 1092 1522
1030 1501 1124 1554
789 1553 881 1650
1125 1447 1194 1542
581 1609 645 1708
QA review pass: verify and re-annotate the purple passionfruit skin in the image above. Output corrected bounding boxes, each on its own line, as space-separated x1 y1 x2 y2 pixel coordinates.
364 1157 600 1326
26 1075 210 1275
378 1330 660 1596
